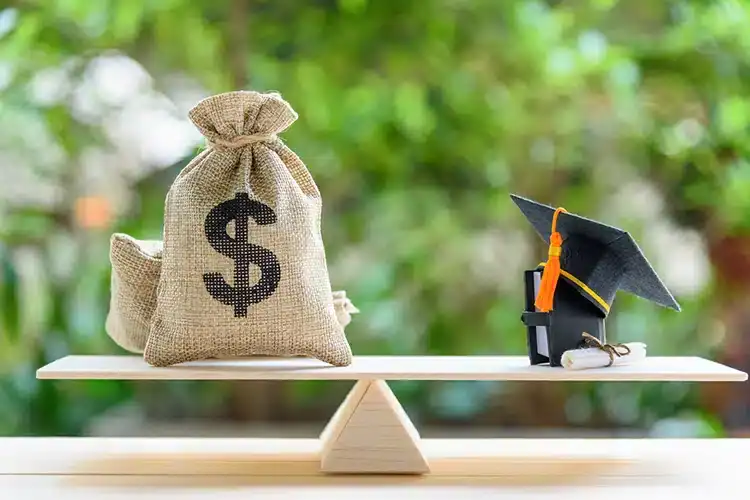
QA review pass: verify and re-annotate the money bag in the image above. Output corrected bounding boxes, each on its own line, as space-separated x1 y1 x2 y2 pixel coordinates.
105 91 355 367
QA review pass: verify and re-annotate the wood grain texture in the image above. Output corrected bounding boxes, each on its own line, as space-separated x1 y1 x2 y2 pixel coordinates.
320 380 429 474
0 437 696 476
319 379 370 445
0 437 747 496
36 355 748 381
1 474 742 500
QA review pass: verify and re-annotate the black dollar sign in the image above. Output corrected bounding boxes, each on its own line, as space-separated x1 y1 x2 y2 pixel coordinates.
203 192 281 317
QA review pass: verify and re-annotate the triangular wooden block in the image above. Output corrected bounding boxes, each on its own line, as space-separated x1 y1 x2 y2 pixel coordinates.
319 379 429 474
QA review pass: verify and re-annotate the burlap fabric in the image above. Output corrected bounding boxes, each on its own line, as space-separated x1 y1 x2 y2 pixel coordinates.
105 234 163 353
106 232 357 351
331 290 359 328
105 91 354 366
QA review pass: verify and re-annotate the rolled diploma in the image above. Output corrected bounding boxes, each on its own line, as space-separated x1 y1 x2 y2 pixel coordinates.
561 343 647 370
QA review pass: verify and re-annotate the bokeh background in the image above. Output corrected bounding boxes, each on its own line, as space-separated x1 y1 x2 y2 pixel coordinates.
1 0 749 439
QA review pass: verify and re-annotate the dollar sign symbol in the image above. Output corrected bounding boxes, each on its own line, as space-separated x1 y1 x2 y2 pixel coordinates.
203 192 281 317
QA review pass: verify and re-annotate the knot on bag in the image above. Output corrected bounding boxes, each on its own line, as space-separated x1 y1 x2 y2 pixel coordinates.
207 133 277 151
188 91 298 151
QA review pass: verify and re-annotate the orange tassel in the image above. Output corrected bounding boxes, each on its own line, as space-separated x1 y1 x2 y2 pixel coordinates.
535 207 566 312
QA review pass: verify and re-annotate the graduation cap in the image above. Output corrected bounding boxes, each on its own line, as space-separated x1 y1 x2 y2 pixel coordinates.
511 194 680 367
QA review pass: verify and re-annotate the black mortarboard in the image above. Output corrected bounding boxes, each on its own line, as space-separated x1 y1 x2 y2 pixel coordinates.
511 193 680 367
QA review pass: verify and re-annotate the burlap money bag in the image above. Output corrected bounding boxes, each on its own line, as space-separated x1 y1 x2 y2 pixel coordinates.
105 239 357 354
105 231 357 352
139 90 352 367
105 234 163 353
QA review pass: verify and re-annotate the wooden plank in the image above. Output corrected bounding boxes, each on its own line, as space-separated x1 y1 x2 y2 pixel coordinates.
320 380 429 474
37 355 748 382
0 474 741 500
0 437 746 480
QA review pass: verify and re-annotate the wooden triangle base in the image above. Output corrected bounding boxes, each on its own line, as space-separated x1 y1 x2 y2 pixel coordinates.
319 379 430 474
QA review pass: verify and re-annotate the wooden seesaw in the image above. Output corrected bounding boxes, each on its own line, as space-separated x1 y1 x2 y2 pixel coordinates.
36 355 747 477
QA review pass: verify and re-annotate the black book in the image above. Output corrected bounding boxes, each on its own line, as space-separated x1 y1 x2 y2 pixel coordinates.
523 269 606 366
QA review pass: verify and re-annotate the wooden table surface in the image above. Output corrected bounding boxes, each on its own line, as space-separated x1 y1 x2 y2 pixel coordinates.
1 437 747 499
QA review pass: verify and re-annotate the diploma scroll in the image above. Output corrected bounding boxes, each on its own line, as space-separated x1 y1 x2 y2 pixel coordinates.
561 336 647 370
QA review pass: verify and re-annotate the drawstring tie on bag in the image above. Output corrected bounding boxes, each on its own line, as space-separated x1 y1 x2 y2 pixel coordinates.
534 207 567 312
207 133 277 151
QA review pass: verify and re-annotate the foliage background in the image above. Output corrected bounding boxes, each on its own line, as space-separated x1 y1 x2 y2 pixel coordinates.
1 0 749 437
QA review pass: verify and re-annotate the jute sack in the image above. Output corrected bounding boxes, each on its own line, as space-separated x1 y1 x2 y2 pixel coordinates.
105 232 357 352
105 234 162 353
106 91 354 366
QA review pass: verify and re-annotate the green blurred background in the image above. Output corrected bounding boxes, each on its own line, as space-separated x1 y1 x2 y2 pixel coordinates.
0 0 748 439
